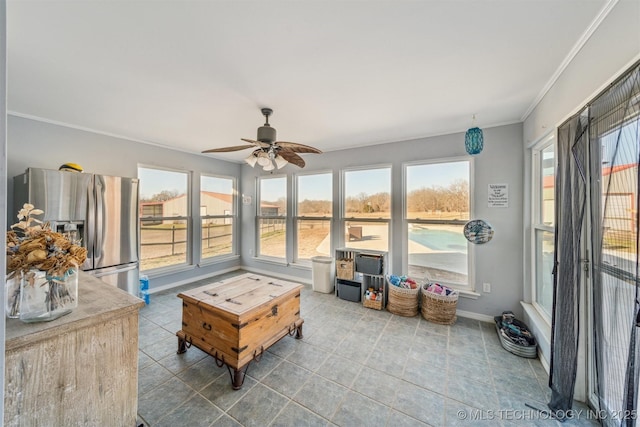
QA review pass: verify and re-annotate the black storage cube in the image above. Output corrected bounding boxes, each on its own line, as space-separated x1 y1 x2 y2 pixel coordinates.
355 253 383 275
337 279 361 302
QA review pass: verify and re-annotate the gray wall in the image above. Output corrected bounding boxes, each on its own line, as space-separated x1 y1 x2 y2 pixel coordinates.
7 115 242 289
524 0 640 145
241 122 525 318
521 0 640 371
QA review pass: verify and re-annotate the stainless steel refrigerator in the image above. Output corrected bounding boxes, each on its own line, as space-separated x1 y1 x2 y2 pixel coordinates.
13 168 140 295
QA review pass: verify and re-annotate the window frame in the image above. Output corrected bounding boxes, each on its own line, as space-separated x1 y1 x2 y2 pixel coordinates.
530 133 556 323
341 164 392 252
256 174 288 262
403 157 473 291
138 164 192 273
199 173 237 262
293 170 333 264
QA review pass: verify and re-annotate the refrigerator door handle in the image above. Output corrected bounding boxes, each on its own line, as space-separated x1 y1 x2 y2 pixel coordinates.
94 177 104 263
89 262 139 295
85 175 96 270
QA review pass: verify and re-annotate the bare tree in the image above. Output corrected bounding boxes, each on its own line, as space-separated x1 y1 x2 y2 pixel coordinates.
407 180 468 215
141 189 182 203
298 199 332 215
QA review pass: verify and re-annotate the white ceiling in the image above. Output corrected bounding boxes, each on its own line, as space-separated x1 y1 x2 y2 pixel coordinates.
7 0 608 163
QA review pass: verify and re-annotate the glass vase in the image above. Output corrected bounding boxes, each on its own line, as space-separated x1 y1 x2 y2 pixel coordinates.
5 272 22 318
19 268 78 323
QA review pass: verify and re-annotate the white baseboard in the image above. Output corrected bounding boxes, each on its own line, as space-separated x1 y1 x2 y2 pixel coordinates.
455 309 494 323
148 266 242 294
240 265 313 286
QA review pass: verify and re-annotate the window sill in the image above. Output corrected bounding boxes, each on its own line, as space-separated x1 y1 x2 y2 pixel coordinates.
458 289 481 300
142 263 193 278
253 258 311 273
253 256 289 267
197 254 240 267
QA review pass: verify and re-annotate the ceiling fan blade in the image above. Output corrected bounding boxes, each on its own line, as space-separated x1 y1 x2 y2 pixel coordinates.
202 144 256 153
275 141 322 154
241 138 271 148
278 151 306 168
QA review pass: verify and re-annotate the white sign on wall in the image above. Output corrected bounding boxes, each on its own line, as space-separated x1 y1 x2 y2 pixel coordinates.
488 184 508 207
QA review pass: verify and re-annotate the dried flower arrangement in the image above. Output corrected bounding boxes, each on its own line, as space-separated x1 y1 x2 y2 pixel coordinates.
5 204 88 318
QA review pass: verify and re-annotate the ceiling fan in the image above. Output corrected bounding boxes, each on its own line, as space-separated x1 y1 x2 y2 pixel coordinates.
202 108 322 171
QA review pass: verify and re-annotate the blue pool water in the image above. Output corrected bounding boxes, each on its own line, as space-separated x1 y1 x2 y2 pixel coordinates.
408 228 467 252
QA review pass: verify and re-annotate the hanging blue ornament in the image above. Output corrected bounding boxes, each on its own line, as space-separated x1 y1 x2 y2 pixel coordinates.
465 121 483 155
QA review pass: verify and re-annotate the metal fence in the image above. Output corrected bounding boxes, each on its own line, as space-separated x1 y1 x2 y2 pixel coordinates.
140 223 234 257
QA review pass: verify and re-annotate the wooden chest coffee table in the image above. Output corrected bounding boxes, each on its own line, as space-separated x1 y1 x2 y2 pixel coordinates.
176 273 304 389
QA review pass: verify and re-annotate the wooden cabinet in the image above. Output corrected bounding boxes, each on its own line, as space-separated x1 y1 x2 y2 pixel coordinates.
334 248 387 308
4 272 144 427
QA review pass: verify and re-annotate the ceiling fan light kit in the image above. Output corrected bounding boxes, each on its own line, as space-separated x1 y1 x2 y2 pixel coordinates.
244 153 258 167
274 155 289 169
256 152 272 167
203 107 322 171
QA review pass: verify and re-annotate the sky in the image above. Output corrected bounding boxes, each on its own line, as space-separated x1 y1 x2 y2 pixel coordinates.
298 173 331 201
406 161 469 192
138 168 187 199
259 161 469 201
260 176 287 202
139 168 232 199
140 160 470 201
601 122 639 166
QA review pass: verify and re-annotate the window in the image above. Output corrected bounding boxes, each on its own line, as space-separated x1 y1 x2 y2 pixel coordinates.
138 166 190 271
200 174 235 260
532 138 555 319
295 172 332 261
405 160 470 287
343 167 391 252
257 176 287 259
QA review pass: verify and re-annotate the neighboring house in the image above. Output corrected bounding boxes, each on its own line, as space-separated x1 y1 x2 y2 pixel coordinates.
141 192 231 224
602 163 637 232
141 192 279 224
139 194 187 225
139 201 164 225
260 203 280 216
200 191 233 218
543 163 638 232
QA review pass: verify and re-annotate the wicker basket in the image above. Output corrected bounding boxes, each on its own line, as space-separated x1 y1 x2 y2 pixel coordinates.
336 258 354 280
421 284 458 325
363 298 383 310
386 278 420 317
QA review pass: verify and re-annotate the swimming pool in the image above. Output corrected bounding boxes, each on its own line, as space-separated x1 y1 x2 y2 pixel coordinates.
408 227 467 252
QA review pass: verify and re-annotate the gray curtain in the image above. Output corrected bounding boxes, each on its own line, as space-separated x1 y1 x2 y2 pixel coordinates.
590 62 640 427
550 61 640 425
548 107 589 417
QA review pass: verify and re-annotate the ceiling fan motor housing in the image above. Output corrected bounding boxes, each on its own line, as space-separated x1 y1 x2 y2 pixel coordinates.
257 125 276 143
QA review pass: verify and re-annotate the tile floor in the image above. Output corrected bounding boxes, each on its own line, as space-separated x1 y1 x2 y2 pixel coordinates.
136 270 598 427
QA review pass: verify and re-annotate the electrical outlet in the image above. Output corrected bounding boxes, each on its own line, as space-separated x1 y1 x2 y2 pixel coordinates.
483 282 491 293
